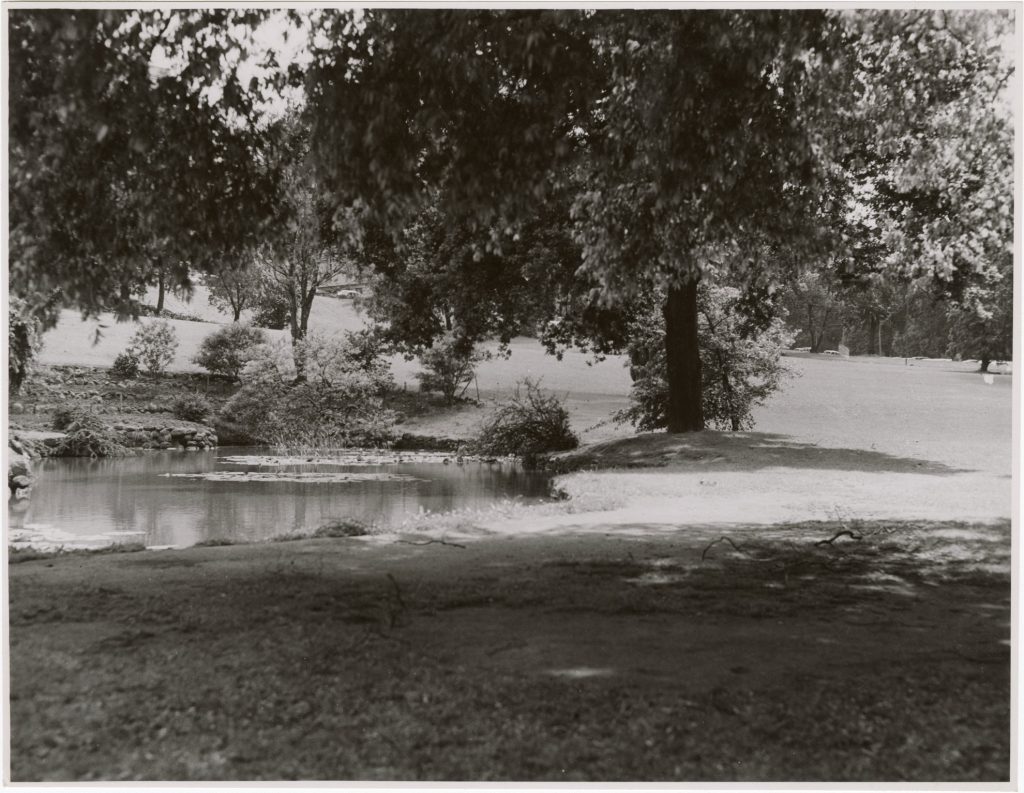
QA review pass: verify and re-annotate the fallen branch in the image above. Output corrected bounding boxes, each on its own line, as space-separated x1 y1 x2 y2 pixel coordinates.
701 536 743 562
816 530 863 546
395 538 467 549
386 573 406 613
487 639 527 657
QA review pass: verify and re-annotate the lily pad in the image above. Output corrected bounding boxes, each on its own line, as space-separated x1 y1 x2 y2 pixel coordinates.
216 452 476 467
160 471 424 484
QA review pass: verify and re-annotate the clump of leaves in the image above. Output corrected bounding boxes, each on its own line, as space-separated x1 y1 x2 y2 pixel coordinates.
111 351 140 379
51 405 87 431
55 409 129 458
415 332 483 405
251 288 291 330
172 393 212 423
473 378 578 466
192 322 266 381
128 320 178 376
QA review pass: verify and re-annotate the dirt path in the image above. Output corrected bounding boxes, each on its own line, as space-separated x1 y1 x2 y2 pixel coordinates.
8 519 1009 781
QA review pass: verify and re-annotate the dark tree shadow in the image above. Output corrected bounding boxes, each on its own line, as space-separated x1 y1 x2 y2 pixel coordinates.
553 431 972 475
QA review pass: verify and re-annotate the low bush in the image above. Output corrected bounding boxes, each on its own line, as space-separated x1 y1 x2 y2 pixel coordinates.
111 351 140 379
51 406 85 432
172 393 212 423
314 520 370 538
128 321 178 376
415 333 483 404
192 323 267 381
472 378 578 466
55 409 129 458
252 288 290 330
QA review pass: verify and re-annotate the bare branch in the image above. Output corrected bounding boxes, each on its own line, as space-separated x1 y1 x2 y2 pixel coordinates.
701 536 743 562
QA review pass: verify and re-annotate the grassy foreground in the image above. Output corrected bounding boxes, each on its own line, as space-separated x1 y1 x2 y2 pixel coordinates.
8 518 1009 782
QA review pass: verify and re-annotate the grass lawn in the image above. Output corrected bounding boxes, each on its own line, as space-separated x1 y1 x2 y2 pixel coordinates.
8 519 1009 781
35 291 1012 458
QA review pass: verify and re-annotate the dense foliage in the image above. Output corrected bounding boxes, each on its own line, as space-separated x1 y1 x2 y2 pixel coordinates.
54 409 129 457
192 323 267 381
221 333 395 448
111 351 141 379
172 393 213 423
8 10 280 322
360 195 577 357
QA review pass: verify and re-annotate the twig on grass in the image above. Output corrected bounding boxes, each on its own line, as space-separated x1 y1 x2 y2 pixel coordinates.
385 573 405 610
487 639 527 656
816 529 863 546
701 536 743 562
395 538 467 549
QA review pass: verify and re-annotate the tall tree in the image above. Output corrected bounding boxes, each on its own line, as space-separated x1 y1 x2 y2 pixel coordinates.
304 10 838 432
206 259 263 322
257 119 355 353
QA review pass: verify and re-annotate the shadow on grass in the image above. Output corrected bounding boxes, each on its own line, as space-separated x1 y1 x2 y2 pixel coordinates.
551 431 972 476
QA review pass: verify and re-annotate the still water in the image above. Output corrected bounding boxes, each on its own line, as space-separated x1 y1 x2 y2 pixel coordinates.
8 447 552 549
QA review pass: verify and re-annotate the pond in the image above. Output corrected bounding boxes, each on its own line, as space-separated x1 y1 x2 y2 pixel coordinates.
7 447 553 549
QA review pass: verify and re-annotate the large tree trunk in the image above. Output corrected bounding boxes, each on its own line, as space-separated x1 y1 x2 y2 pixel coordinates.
155 271 165 315
867 313 879 355
663 279 703 433
299 291 315 339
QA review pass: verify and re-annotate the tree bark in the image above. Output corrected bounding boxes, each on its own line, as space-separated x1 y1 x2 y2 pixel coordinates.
156 271 165 315
663 279 703 433
867 313 879 355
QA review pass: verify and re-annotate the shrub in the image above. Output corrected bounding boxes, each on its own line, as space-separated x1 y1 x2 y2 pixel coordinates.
415 333 483 404
221 332 395 449
128 320 178 376
192 323 267 381
314 519 370 538
251 287 290 330
617 285 794 432
473 378 578 465
55 409 128 457
111 351 140 379
172 393 212 422
51 406 87 431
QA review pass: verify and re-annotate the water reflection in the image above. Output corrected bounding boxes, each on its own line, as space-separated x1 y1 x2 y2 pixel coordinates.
8 447 551 548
